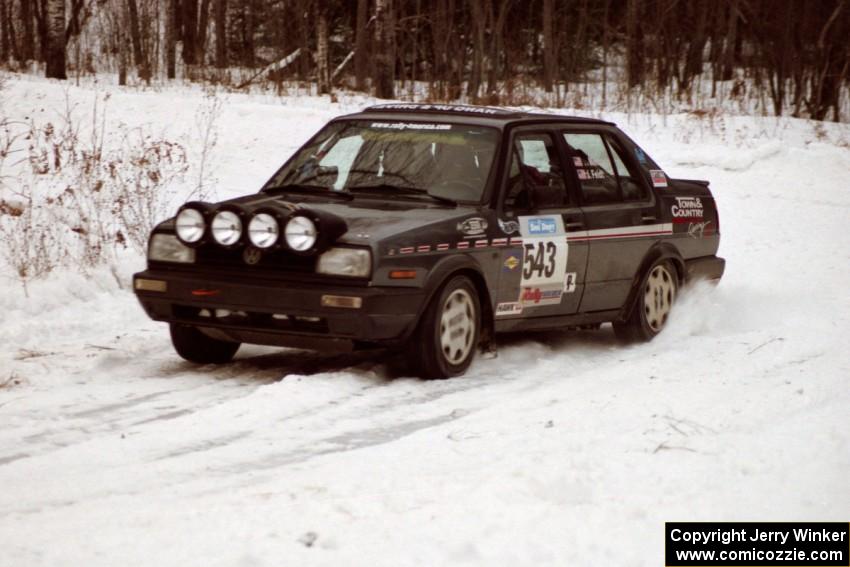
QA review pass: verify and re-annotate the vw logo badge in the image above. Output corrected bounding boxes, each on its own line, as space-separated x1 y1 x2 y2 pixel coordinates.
243 247 262 265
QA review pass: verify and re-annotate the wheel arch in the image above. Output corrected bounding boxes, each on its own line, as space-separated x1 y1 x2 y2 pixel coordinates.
408 255 495 346
618 242 684 322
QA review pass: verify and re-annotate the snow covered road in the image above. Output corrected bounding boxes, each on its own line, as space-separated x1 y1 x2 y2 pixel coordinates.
1 78 848 566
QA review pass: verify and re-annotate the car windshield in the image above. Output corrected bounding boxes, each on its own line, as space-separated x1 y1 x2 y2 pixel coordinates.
262 120 500 203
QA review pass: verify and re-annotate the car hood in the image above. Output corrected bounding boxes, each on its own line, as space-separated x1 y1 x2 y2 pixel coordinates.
211 193 480 247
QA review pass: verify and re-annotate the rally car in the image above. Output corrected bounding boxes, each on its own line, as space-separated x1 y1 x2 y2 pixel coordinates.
133 103 725 378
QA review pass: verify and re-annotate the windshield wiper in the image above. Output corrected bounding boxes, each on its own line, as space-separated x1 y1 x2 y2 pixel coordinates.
263 183 353 200
348 183 457 207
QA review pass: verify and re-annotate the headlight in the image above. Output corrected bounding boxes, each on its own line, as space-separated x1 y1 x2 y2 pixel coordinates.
211 210 243 246
317 247 371 277
284 215 317 252
248 213 279 249
149 233 195 263
175 207 205 244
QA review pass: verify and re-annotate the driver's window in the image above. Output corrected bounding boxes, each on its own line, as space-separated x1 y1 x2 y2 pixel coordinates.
504 133 567 210
318 134 364 190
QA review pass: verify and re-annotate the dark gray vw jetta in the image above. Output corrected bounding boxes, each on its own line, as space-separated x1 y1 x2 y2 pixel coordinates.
134 103 724 378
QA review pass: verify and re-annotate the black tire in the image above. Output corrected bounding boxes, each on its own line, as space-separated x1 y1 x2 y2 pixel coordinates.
411 275 481 379
613 260 678 342
169 324 240 364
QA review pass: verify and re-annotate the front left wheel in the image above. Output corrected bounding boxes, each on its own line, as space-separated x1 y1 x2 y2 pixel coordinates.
411 275 481 379
170 324 240 364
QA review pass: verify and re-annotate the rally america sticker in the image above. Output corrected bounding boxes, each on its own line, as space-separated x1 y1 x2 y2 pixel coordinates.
517 215 568 307
650 169 668 188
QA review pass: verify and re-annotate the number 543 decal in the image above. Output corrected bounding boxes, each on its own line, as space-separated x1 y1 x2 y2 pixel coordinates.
517 216 568 306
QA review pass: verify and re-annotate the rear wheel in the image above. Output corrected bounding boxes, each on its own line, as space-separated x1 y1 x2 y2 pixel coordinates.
614 260 678 342
170 324 240 364
411 275 480 379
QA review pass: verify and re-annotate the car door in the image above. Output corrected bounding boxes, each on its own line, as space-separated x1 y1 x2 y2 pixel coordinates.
493 129 588 320
560 128 662 313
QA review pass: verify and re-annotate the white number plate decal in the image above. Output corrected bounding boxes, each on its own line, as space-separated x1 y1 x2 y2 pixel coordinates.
518 216 568 307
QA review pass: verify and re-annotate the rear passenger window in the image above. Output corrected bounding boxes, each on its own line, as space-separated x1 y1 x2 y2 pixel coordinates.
563 133 620 204
563 132 648 204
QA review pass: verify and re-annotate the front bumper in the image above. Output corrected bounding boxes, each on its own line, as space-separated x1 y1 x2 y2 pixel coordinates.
133 269 424 351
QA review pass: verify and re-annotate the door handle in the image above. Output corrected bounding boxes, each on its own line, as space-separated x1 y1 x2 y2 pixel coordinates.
641 215 657 224
565 221 584 230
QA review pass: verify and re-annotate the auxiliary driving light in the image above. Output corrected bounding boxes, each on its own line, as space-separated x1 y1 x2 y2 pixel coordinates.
175 207 205 244
284 215 318 252
248 213 280 249
211 210 243 246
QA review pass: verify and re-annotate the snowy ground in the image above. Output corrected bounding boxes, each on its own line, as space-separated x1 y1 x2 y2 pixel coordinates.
1 75 849 567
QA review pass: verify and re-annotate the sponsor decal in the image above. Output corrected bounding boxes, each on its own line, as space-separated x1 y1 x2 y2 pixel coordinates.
370 121 452 130
491 238 507 247
520 285 563 306
671 196 704 221
687 220 712 239
474 239 489 248
436 243 450 251
417 245 431 253
369 103 504 115
650 169 668 188
498 219 520 235
243 247 262 265
563 272 577 293
400 246 415 254
527 217 558 235
457 217 489 236
456 241 470 250
517 216 569 307
503 253 520 272
495 302 523 317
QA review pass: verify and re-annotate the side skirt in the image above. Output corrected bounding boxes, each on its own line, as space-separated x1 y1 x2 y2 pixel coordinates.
494 309 621 334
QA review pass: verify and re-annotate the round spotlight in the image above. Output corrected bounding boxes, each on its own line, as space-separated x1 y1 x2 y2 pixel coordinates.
175 207 205 244
248 213 279 249
284 215 317 252
211 210 243 246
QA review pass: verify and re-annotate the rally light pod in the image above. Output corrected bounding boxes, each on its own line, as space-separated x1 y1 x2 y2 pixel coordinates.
174 201 215 247
281 208 348 256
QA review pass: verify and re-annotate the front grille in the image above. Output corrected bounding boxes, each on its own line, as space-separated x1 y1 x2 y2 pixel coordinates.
196 245 317 274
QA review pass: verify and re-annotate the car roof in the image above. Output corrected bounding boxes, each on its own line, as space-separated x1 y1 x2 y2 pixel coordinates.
338 103 615 129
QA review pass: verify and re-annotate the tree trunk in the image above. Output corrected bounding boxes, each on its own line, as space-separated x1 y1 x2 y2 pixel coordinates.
468 0 484 99
21 0 35 61
196 0 211 65
166 0 177 78
126 0 150 81
45 0 66 79
355 0 369 90
214 0 226 68
721 0 739 81
542 0 555 92
0 0 7 62
373 0 394 98
182 0 198 65
626 0 643 88
316 6 330 94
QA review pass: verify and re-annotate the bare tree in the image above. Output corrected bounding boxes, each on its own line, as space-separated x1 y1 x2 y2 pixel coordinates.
542 0 555 92
355 0 369 90
373 0 394 98
316 3 330 94
214 0 226 68
45 0 66 79
165 0 177 78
